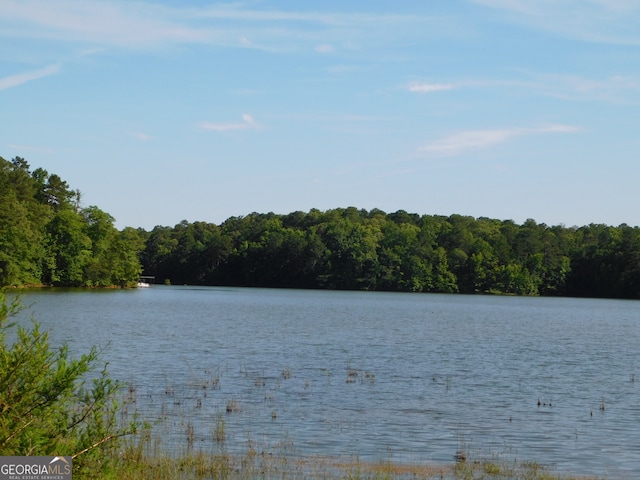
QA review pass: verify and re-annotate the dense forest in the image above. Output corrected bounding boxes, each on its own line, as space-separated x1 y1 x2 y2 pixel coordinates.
0 156 143 287
3 156 640 298
141 208 640 299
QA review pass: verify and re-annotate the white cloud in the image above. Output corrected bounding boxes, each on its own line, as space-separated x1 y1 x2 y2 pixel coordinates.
420 124 580 156
0 63 61 90
407 82 454 93
199 114 259 132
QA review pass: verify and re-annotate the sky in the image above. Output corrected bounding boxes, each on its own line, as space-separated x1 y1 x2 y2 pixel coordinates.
2 0 640 230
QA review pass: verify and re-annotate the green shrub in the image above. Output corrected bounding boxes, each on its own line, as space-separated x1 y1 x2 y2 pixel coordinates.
0 291 137 477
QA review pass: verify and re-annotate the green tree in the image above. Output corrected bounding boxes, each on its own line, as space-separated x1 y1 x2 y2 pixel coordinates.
0 158 48 285
140 225 178 284
317 217 380 290
378 220 418 290
495 263 538 295
42 174 74 211
81 206 141 287
109 227 145 287
0 193 42 285
44 210 92 286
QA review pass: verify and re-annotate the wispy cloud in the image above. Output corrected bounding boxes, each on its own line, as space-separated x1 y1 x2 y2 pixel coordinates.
0 1 209 48
420 124 581 156
470 0 640 45
432 73 640 104
407 81 454 93
527 72 640 103
199 114 259 132
0 63 61 90
0 0 446 51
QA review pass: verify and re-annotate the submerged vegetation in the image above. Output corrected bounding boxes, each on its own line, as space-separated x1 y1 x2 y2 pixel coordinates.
105 439 605 480
3 155 640 299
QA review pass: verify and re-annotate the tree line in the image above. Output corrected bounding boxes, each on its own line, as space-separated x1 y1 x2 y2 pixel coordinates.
0 156 143 287
3 156 640 298
141 207 640 299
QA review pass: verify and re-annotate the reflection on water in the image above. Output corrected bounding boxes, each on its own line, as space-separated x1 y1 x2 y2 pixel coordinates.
14 286 640 477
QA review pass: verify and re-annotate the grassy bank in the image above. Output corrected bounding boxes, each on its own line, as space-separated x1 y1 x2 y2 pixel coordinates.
88 430 604 480
98 451 605 480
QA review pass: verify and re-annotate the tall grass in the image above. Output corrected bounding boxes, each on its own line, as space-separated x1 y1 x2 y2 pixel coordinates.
91 427 605 480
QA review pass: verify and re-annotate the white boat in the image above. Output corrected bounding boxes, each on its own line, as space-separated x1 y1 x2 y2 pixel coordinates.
137 276 155 288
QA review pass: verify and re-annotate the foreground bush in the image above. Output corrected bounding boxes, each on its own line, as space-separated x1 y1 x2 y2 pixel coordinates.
0 291 137 477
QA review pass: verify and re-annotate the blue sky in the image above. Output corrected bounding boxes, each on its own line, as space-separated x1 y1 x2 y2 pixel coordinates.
2 0 640 229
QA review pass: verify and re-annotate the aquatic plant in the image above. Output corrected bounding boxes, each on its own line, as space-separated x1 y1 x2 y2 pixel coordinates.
225 398 240 413
185 422 195 449
213 415 225 443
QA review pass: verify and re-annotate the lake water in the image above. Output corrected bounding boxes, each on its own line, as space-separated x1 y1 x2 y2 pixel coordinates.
11 286 640 477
